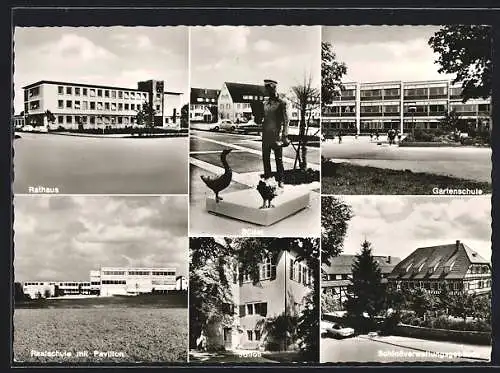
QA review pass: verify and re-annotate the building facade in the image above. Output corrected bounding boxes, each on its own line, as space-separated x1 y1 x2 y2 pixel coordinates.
321 255 400 311
387 240 491 295
22 80 184 130
214 250 315 351
217 82 320 130
190 88 220 122
22 266 181 298
322 80 491 137
13 114 25 129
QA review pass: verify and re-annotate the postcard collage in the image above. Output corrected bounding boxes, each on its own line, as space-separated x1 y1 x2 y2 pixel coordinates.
12 25 492 365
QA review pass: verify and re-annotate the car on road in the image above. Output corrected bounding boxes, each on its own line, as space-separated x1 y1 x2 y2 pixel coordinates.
208 119 234 132
21 125 34 132
238 118 262 134
321 320 355 339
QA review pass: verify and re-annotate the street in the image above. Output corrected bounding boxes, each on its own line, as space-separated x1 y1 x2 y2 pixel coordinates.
14 133 189 194
322 136 491 183
321 335 491 363
190 129 320 236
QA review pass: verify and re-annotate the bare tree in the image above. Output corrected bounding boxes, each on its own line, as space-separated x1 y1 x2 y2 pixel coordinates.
288 74 320 171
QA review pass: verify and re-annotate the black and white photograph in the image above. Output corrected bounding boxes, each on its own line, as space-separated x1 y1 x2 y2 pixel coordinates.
189 26 321 236
189 237 319 364
321 25 492 195
320 195 491 363
13 195 189 364
13 27 189 194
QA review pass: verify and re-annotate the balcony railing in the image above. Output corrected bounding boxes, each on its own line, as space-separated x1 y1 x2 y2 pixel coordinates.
404 95 428 100
360 96 383 101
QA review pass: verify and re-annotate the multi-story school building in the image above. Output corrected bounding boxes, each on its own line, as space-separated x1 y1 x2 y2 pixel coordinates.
322 80 491 137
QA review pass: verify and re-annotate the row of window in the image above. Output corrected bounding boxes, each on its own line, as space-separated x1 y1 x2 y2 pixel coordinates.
57 100 150 112
239 302 268 317
323 273 353 281
242 95 267 101
102 280 127 285
57 85 147 100
195 97 217 103
57 115 135 125
241 258 276 283
468 265 491 274
323 104 491 116
102 270 176 276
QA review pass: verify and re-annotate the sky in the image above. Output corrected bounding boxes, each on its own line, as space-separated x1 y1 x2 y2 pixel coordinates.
13 26 189 114
333 196 491 262
190 26 321 94
322 25 455 83
14 196 188 282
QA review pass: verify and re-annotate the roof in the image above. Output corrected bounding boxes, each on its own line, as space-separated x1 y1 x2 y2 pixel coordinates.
225 82 267 103
322 254 401 276
388 241 489 281
191 88 220 102
22 80 182 95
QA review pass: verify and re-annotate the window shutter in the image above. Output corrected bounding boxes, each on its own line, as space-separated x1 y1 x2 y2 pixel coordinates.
271 264 277 280
239 305 246 317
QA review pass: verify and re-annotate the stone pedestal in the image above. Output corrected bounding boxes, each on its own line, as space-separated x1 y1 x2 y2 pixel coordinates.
206 188 310 226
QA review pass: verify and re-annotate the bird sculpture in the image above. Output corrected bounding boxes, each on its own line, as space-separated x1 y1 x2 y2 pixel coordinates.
200 148 233 203
257 178 279 209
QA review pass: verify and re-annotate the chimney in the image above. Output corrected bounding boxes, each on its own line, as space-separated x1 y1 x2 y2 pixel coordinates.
456 240 460 250
387 256 391 264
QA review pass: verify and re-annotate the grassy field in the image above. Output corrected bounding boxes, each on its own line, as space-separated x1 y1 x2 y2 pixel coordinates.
321 162 492 195
14 306 187 363
16 292 187 309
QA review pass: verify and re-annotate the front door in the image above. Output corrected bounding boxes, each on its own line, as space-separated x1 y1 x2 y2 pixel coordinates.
223 327 232 349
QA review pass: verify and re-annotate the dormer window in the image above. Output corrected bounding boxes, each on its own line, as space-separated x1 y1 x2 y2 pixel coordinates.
406 263 413 272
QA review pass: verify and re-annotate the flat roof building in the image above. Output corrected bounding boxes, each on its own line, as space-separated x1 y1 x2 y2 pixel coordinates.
322 79 491 136
22 79 184 130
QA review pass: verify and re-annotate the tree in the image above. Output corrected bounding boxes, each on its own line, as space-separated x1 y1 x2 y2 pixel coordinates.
344 240 386 319
208 105 219 123
321 289 341 313
410 288 436 319
321 196 354 266
429 25 492 102
321 41 347 105
257 313 300 351
45 110 56 127
14 282 27 303
135 101 156 132
439 109 462 134
289 75 320 171
43 289 52 298
181 103 189 129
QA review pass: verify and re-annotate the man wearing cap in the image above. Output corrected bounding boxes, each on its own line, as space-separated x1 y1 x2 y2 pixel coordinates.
261 79 289 188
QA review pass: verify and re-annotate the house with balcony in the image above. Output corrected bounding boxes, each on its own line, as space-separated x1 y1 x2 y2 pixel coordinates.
387 240 491 295
321 79 491 137
321 254 400 311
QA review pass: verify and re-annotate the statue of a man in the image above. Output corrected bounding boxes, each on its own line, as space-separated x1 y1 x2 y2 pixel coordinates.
261 79 289 188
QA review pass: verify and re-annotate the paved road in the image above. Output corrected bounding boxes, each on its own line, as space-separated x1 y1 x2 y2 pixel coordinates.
322 140 491 182
14 133 189 194
189 130 320 237
321 335 491 363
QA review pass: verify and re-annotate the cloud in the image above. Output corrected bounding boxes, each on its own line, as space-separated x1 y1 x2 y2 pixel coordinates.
340 196 491 262
37 33 115 62
14 196 189 281
253 39 274 52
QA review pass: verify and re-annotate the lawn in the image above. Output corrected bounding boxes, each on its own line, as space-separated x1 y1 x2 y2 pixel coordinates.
14 307 187 364
321 162 492 195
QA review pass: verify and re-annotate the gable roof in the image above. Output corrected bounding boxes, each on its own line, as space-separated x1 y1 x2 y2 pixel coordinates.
190 88 220 103
225 82 267 103
388 241 489 281
322 254 401 276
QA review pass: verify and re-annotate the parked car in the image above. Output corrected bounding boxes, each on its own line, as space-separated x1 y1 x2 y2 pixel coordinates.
238 118 262 134
22 125 34 132
218 119 237 132
321 320 355 339
207 121 224 131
